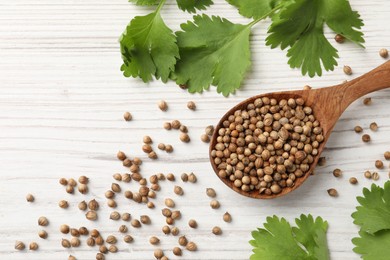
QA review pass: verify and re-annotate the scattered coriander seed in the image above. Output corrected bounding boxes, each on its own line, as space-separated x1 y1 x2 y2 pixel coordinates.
124 190 133 200
133 192 142 203
38 216 49 226
354 126 363 133
69 255 76 260
149 236 160 245
95 236 104 246
108 245 118 253
158 100 168 111
99 245 108 253
60 224 70 234
343 65 352 75
87 237 95 247
70 228 80 237
171 210 181 220
362 134 371 142
212 226 222 235
173 246 182 256
163 122 172 130
121 213 131 221
123 158 132 167
181 173 188 182
110 211 120 220
210 200 220 209
162 225 170 234
38 230 48 239
327 188 338 197
205 125 214 136
171 120 181 129
363 97 372 105
61 239 71 248
174 186 183 196
186 241 197 251
132 172 142 181
364 170 372 179
122 173 131 183
375 160 384 169
166 217 174 225
188 219 197 228
201 134 210 143
372 172 380 181
78 200 87 211
105 190 115 199
79 227 88 236
162 208 172 217
154 249 164 259
106 235 117 244
187 101 196 110
188 173 197 183
179 133 190 143
165 144 173 153
96 253 105 260
58 200 68 209
303 85 312 90
178 235 188 246
334 34 345 43
223 212 232 223
117 151 126 161
140 215 151 224
90 229 100 238
150 174 158 184
123 111 132 121
70 237 80 247
78 175 89 184
157 143 166 151
59 178 68 186
131 219 141 228
166 173 175 181
113 173 122 181
147 201 155 208
124 235 133 243
142 144 153 153
385 151 390 160
149 151 158 159
107 199 117 208
143 135 153 144
66 185 74 194
88 199 99 210
206 188 216 198
15 241 25 250
333 169 342 178
111 183 121 193
349 177 358 185
68 178 77 187
370 122 378 131
379 48 389 58
148 190 156 198
165 198 175 208
171 226 179 236
86 211 97 221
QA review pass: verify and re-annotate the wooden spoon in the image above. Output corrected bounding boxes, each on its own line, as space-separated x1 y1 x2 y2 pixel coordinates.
209 61 390 199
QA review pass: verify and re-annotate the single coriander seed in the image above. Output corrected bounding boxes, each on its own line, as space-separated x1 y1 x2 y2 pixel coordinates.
123 111 132 121
60 224 70 234
178 236 188 246
179 133 190 143
110 211 120 220
370 122 379 131
79 227 88 236
362 134 371 142
59 178 68 186
131 219 141 228
343 65 352 75
186 241 197 251
333 168 342 178
334 34 345 43
96 253 105 260
223 212 232 223
68 255 76 260
86 211 97 221
174 186 183 196
38 230 48 239
70 237 80 247
375 160 384 169
212 226 222 235
163 122 172 130
379 48 389 58
143 135 152 144
162 225 170 234
117 151 126 161
78 200 87 211
78 184 88 194
205 125 214 136
327 188 338 197
15 241 25 250
188 219 197 228
165 198 175 208
364 170 372 179
363 97 372 105
59 200 69 209
26 193 34 202
124 235 133 243
166 173 175 181
201 134 210 143
165 144 173 153
349 177 358 185
61 239 71 248
158 100 168 111
171 120 181 129
187 101 196 110
149 236 160 245
372 172 380 181
384 151 390 160
70 228 80 237
108 245 118 253
68 178 77 187
154 249 164 259
206 188 216 198
173 247 182 256
181 173 188 182
354 126 363 133
188 172 197 183
78 175 89 184
210 199 220 209
171 226 179 236
106 235 117 244
38 216 49 226
140 215 151 224
88 199 99 210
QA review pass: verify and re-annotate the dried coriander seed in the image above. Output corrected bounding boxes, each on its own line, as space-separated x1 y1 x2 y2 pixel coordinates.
38 216 49 226
157 143 166 151
179 133 190 143
334 34 345 43
15 241 25 250
171 120 181 129
124 235 133 243
158 100 168 111
171 210 181 220
188 172 197 183
379 48 389 58
79 227 88 236
121 213 131 221
99 245 108 253
181 173 188 182
223 212 232 223
154 249 164 259
147 201 155 208
375 160 384 169
68 178 77 187
90 229 100 238
174 186 183 196
212 226 222 235
149 236 160 245
70 237 80 247
206 188 216 198
78 200 87 211
143 135 153 144
78 184 88 194
111 183 121 193
60 224 70 234
88 199 99 210
165 144 173 153
95 236 104 246
149 151 158 159
384 151 390 160
87 237 95 247
140 215 151 224
179 125 188 133
188 219 197 228
107 199 117 208
66 185 74 194
364 170 372 179
210 200 220 209
78 175 89 184
108 245 118 253
38 230 48 239
178 235 188 246
333 169 342 178
363 97 372 105
327 188 338 197
343 65 352 75
354 126 363 133
171 226 179 236
166 173 175 181
165 198 175 208
163 122 172 130
166 217 174 225
372 172 380 181
110 211 120 220
187 101 196 110
68 255 76 260
70 228 80 237
59 178 68 186
205 125 214 136
173 246 182 256
106 235 117 244
131 219 141 228
123 111 132 121
113 173 122 181
26 193 34 202
86 211 97 221
362 134 371 142
117 151 126 161
186 241 197 251
201 134 210 143
370 122 378 131
96 252 105 260
123 158 132 167
162 225 170 234
349 177 358 185
61 239 71 248
122 173 131 182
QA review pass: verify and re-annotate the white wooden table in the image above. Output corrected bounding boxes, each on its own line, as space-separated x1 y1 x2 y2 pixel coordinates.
0 0 389 259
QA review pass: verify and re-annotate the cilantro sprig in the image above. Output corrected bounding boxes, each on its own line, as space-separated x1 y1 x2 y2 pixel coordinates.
250 214 329 260
120 0 364 96
352 181 390 260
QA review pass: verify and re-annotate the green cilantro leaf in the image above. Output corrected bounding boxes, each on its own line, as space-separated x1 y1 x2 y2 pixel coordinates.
129 0 159 5
352 230 390 260
226 0 280 19
266 0 364 77
120 8 179 83
352 182 390 235
175 14 251 96
249 215 329 260
176 0 213 13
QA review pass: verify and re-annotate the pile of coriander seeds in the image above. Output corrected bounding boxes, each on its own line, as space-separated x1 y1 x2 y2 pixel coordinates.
211 96 324 195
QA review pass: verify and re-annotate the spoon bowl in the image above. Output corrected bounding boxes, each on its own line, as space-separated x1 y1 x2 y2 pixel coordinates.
209 61 390 199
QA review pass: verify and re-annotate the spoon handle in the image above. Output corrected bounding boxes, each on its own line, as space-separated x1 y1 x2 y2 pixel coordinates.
341 60 390 104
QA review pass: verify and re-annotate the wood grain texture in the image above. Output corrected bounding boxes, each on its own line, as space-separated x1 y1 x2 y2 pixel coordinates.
0 0 389 259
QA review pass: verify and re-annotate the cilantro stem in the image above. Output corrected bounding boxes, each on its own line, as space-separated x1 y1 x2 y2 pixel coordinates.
246 5 283 28
156 0 166 13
